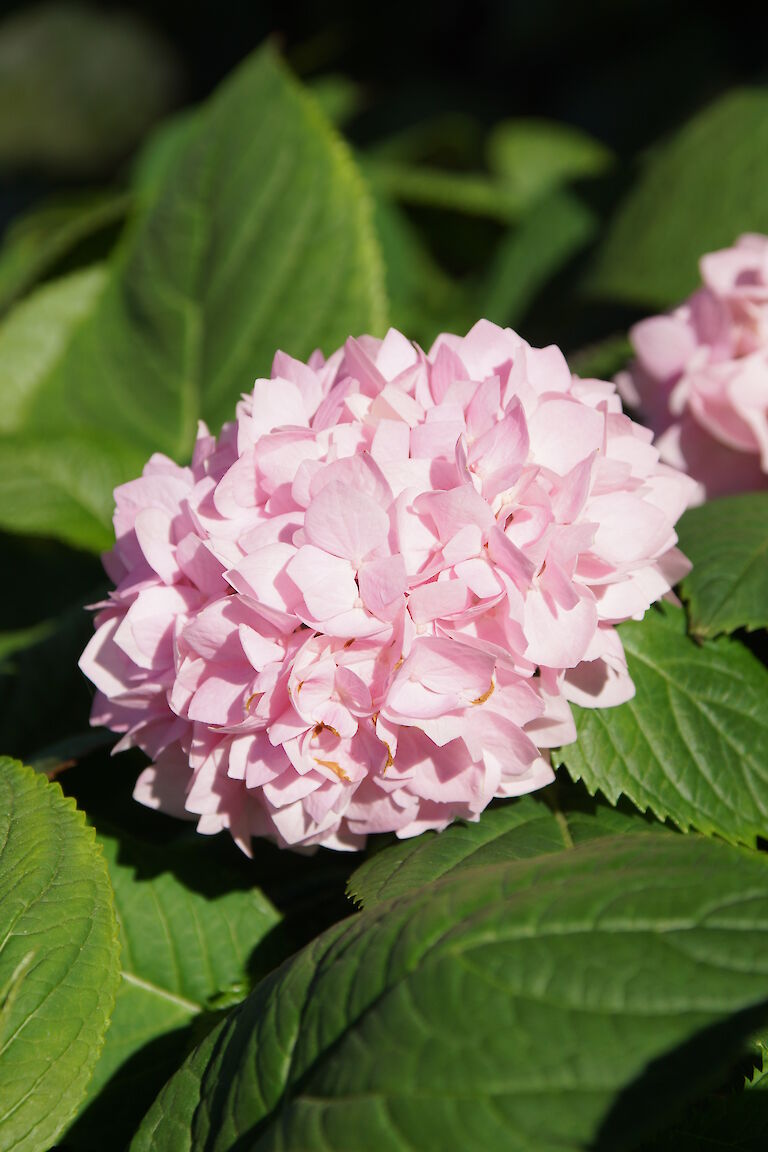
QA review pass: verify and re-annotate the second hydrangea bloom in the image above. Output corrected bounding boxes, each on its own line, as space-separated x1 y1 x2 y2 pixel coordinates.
81 321 695 850
621 233 768 502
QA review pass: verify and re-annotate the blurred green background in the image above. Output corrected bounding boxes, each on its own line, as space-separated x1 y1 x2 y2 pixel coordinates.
1 0 767 355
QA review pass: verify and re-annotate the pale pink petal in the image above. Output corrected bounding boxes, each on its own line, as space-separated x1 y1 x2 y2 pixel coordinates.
358 554 408 620
304 479 390 565
287 545 358 620
526 396 604 474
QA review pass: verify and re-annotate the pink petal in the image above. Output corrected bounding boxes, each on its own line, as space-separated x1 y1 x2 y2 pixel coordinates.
287 545 358 620
526 396 604 474
523 585 598 668
358 554 408 620
304 479 391 565
414 484 494 542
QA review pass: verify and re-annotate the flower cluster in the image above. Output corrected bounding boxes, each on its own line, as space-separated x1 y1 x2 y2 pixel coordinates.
620 233 768 503
80 322 694 851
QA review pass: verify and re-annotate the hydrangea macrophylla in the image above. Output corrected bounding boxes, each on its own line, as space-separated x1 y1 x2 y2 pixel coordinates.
80 321 694 851
619 233 768 503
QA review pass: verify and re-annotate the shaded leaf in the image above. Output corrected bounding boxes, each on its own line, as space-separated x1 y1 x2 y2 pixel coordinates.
372 192 470 347
0 597 100 763
481 188 597 327
640 1046 768 1150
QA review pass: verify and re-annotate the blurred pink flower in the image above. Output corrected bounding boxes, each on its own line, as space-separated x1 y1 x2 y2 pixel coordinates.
80 322 694 851
619 233 768 503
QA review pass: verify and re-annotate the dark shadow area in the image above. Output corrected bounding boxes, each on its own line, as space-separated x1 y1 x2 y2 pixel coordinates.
61 1019 202 1152
0 592 102 760
62 742 359 929
0 532 103 630
596 1000 768 1150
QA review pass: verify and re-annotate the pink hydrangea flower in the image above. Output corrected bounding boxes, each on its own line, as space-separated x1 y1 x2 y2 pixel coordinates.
619 234 768 503
80 322 694 852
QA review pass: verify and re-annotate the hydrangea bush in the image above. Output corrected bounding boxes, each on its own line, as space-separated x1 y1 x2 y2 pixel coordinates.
2 40 768 1152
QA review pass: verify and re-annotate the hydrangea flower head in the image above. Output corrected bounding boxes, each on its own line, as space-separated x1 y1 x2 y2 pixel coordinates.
620 234 768 503
80 322 694 851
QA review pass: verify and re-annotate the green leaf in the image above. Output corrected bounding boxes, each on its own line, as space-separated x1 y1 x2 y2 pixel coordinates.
130 111 198 203
133 834 768 1152
365 114 481 168
589 89 768 307
348 787 661 909
372 192 471 348
487 119 612 208
0 758 119 1152
365 118 609 225
557 604 768 847
481 189 597 327
677 493 768 638
0 2 180 175
0 192 129 313
66 828 283 1149
364 158 528 222
0 267 108 435
0 44 386 551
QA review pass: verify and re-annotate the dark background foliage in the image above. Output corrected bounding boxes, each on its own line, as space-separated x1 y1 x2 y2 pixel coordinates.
1 0 767 359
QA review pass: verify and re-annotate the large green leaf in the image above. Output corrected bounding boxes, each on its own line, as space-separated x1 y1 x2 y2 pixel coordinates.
588 89 768 307
558 604 768 846
0 758 119 1152
0 45 386 551
67 829 283 1149
348 787 661 909
677 493 768 638
132 834 768 1152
